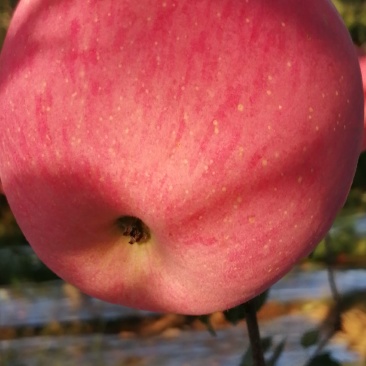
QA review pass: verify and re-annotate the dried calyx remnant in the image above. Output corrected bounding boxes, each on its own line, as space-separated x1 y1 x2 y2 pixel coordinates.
116 216 150 244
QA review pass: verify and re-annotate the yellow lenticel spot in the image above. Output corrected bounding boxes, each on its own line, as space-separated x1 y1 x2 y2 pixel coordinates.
248 216 256 223
213 120 219 134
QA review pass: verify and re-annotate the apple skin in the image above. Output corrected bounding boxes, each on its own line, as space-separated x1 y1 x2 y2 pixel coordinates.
357 53 366 152
0 0 363 315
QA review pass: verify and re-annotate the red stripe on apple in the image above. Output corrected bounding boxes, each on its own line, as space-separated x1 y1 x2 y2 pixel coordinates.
357 49 366 152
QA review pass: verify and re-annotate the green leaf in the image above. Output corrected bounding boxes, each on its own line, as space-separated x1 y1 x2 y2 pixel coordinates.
300 329 320 348
239 337 272 366
224 303 246 325
307 353 342 366
224 290 269 325
197 314 216 337
267 339 286 366
240 347 254 366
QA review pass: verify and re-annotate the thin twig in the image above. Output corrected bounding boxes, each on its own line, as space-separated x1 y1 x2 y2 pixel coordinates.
303 233 342 366
244 300 266 366
324 234 341 304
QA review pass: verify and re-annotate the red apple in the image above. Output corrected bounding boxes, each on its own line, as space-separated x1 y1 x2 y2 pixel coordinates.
357 52 366 152
0 0 363 314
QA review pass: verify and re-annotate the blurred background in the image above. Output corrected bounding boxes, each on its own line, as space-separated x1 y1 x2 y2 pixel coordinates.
0 0 366 365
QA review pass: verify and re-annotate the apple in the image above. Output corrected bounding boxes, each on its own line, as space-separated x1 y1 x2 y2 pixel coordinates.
357 52 366 152
0 0 363 315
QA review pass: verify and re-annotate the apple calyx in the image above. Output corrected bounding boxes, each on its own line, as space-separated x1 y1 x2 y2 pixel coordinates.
116 216 150 245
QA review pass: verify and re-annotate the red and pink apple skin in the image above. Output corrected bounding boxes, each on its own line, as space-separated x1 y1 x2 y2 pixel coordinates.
357 53 366 152
0 0 363 314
